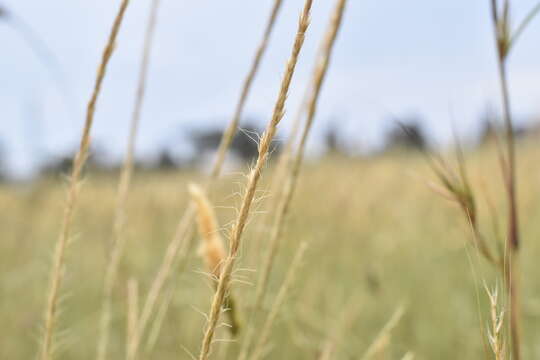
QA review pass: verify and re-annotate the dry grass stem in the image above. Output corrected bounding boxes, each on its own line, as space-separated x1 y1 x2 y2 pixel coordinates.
361 305 405 360
268 85 309 199
96 1 160 359
317 299 361 360
424 151 498 265
38 1 130 359
240 1 347 358
250 242 307 360
490 1 527 357
145 286 174 353
197 2 313 358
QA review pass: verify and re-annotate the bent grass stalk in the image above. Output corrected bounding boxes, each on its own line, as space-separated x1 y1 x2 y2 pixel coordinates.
132 0 285 351
239 1 348 358
317 299 361 360
144 286 174 353
96 1 161 359
250 242 307 360
38 1 130 359
361 305 405 360
197 2 313 358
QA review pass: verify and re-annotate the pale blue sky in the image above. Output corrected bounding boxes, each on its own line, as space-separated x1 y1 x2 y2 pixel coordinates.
1 0 539 176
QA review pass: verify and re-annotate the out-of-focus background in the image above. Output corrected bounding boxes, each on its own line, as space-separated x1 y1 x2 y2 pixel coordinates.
1 0 539 178
2 1 540 360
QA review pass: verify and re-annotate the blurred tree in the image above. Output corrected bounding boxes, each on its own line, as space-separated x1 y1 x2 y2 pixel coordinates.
0 140 6 181
156 149 177 170
478 105 500 145
478 107 536 146
39 146 107 177
385 118 427 151
324 121 346 155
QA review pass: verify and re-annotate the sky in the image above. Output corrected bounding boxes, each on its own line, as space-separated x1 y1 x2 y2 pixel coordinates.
0 0 539 177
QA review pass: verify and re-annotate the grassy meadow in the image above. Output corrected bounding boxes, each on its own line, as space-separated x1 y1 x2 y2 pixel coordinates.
2 139 540 359
3 0 540 359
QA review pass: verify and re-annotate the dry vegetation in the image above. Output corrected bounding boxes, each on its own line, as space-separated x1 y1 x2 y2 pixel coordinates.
1 0 540 359
3 143 540 359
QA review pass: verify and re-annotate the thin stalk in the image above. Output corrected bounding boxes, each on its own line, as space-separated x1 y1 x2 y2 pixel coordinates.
498 55 521 360
509 2 540 51
239 1 347 358
197 2 313 358
38 1 130 359
251 89 308 267
317 299 361 360
144 286 174 353
96 1 160 359
249 242 307 360
268 85 310 199
361 306 405 360
490 1 520 358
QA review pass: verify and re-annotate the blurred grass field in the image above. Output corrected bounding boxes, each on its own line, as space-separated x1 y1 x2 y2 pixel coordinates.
2 140 540 359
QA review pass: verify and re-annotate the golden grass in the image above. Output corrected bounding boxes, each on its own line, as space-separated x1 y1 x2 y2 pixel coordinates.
485 284 505 360
361 305 405 360
131 1 285 348
197 1 313 358
3 1 539 359
189 183 226 278
189 183 240 335
39 1 130 359
3 141 540 358
240 1 348 357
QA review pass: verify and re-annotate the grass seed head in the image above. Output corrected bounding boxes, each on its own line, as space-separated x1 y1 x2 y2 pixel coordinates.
189 183 226 278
